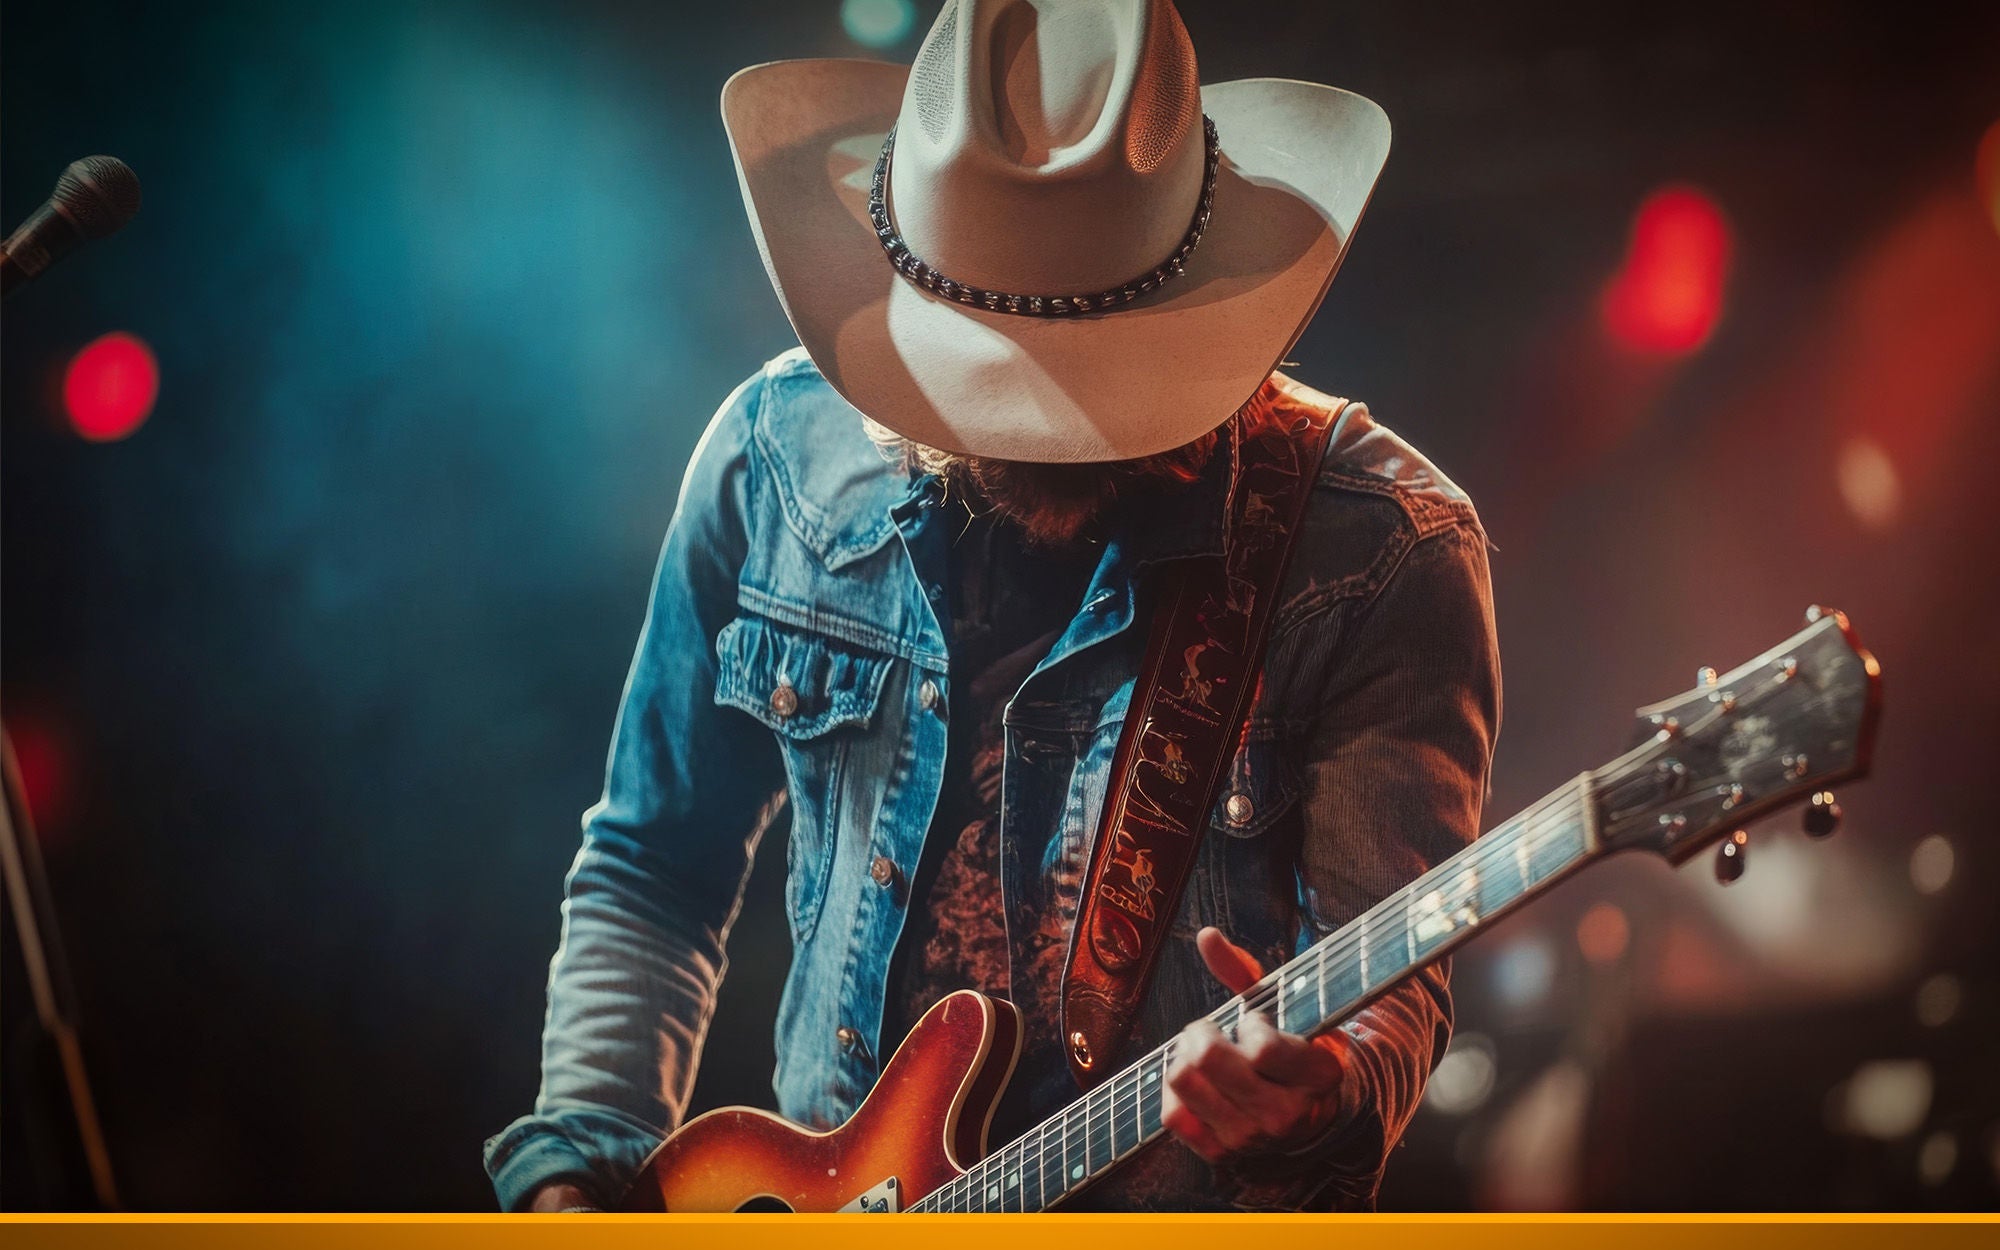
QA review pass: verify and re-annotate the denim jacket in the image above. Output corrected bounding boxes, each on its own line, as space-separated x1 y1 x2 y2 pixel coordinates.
484 347 1501 1211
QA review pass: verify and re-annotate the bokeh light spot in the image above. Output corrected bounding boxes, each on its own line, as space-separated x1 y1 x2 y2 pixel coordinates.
842 0 917 49
1915 973 1963 1028
1918 1131 1959 1186
1837 436 1902 529
5 721 67 834
63 331 158 442
1424 1033 1498 1116
1600 185 1733 356
1491 934 1556 1008
1828 1059 1932 1140
1909 834 1955 895
1576 902 1630 966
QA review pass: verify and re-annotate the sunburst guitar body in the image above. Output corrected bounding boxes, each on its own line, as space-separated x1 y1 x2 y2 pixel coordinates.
625 990 1021 1212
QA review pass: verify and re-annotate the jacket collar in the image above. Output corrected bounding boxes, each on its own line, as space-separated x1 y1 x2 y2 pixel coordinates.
1122 421 1234 566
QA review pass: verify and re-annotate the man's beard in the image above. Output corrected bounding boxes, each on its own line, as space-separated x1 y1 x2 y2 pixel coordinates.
953 457 1142 548
866 415 1235 549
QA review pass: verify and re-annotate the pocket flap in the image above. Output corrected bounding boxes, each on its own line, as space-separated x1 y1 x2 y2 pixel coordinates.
1209 735 1301 838
714 614 894 738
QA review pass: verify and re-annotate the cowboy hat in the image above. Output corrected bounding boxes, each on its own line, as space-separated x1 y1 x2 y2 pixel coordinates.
721 0 1389 463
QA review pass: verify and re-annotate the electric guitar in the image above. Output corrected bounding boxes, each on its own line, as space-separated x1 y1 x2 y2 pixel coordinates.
623 606 1882 1212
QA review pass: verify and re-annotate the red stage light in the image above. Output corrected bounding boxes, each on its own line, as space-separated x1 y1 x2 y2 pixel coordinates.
63 331 159 442
1837 436 1901 529
1600 186 1733 356
1576 902 1630 967
6 721 67 835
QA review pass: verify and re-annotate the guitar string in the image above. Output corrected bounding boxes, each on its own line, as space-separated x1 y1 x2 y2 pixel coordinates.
919 664 1800 1210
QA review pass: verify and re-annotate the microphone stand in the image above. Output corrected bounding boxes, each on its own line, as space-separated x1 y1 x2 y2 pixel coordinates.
0 734 120 1209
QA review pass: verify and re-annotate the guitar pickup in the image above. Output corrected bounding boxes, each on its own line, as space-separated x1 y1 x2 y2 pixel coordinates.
837 1176 902 1213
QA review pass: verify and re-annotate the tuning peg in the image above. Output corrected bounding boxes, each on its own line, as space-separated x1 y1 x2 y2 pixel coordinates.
1804 791 1842 838
1714 830 1749 884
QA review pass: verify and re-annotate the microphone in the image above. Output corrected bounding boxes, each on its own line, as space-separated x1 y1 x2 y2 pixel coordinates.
0 155 142 300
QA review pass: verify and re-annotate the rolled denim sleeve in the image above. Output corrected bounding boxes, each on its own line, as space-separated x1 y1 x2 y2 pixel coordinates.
1225 518 1501 1211
483 372 787 1211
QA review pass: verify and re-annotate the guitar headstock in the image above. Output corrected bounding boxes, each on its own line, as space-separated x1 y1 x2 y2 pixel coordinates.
1594 607 1882 865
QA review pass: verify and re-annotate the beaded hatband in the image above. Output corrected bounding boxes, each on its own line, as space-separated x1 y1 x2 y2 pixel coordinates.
868 115 1220 317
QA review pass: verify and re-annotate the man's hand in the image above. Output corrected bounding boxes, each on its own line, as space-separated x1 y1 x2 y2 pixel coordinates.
526 1181 600 1213
1160 926 1355 1164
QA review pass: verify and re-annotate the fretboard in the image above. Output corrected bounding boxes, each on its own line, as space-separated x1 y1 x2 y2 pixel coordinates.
907 773 1600 1212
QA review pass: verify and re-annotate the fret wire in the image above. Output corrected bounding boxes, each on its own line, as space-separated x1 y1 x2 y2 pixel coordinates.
1312 944 1328 1025
1048 1118 1058 1205
1120 1065 1143 1146
1088 1081 1112 1172
1035 1123 1051 1208
1021 1130 1038 1213
1046 1110 1066 1201
1082 1087 1096 1181
1110 1071 1129 1158
1080 1086 1098 1179
1138 1053 1162 1140
1074 1094 1089 1185
1018 1132 1034 1212
1112 1064 1128 1152
1072 1088 1088 1184
1402 879 1418 965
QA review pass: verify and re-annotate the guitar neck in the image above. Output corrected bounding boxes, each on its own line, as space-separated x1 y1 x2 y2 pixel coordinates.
908 773 1603 1213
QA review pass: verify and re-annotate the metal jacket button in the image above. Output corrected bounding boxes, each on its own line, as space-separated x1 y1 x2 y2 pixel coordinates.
917 678 940 711
835 1026 861 1053
870 855 898 888
770 679 798 719
1224 792 1255 826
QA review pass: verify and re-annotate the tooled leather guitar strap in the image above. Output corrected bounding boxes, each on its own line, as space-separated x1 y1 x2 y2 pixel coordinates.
1060 399 1339 1088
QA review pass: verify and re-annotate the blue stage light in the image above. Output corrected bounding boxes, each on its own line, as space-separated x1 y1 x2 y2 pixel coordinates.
842 0 916 49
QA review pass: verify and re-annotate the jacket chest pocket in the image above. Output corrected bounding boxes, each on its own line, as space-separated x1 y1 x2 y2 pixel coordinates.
1200 734 1304 966
714 613 894 945
1208 735 1301 839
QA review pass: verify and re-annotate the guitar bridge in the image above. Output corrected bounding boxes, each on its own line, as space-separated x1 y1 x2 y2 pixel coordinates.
837 1176 901 1213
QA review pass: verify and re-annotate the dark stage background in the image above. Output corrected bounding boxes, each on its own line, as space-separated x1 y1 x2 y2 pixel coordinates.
4 0 1998 1212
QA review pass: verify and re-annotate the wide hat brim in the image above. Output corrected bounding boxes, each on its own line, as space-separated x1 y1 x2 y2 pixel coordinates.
721 59 1390 463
